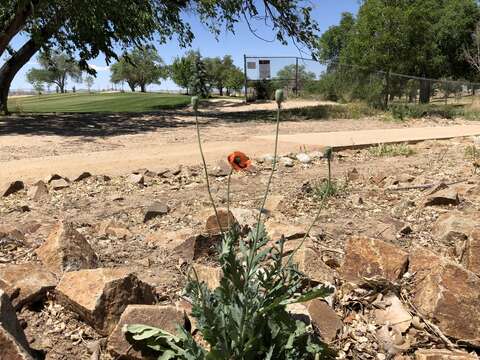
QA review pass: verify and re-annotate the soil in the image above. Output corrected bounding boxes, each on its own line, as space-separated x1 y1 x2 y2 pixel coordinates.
1 99 480 358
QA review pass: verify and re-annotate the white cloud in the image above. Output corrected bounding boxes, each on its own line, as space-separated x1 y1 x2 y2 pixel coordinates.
88 63 110 72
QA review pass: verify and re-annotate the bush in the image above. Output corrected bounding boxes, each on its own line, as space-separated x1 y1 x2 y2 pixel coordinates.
368 143 415 157
252 80 276 100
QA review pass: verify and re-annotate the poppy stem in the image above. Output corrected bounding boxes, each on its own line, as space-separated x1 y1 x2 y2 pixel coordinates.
247 103 281 277
226 168 233 229
194 110 224 236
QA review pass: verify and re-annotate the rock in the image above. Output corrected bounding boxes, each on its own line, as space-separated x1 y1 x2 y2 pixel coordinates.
71 171 92 182
27 180 48 201
296 153 311 164
1 180 24 197
432 211 478 245
143 202 170 222
205 209 237 235
262 195 285 217
107 304 186 360
280 157 294 167
0 225 25 242
367 217 406 242
191 264 222 289
424 188 460 206
410 246 480 345
56 268 156 335
260 154 275 164
133 168 157 177
290 242 336 284
371 172 387 186
308 151 324 159
173 234 221 262
340 237 409 283
415 349 478 360
45 174 63 183
97 220 132 239
128 173 144 185
347 168 360 182
427 182 448 195
306 299 342 343
36 222 98 274
210 160 232 177
0 263 57 310
374 294 412 333
50 178 70 190
0 290 34 359
265 221 305 241
230 208 259 230
466 228 480 275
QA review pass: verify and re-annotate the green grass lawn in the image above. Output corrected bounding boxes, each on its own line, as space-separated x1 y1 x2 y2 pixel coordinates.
9 92 191 113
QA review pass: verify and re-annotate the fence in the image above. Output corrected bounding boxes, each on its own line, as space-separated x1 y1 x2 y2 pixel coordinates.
243 55 480 107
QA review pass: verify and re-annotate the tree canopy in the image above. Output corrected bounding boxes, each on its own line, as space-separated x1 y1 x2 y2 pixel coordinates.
0 0 319 113
110 47 167 92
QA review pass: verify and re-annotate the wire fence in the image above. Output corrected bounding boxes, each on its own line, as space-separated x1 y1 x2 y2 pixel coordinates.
243 55 480 108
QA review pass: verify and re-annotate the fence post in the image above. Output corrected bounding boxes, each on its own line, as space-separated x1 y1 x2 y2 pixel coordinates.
295 57 299 96
444 80 448 105
244 54 248 103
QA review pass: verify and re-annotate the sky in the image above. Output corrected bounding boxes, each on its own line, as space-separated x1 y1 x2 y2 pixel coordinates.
8 0 360 92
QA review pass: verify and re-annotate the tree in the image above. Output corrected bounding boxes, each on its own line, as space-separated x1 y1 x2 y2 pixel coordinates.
110 47 166 92
0 0 318 114
276 64 316 92
225 67 244 95
317 12 355 66
191 54 210 98
84 75 95 92
26 51 82 93
26 69 45 94
170 51 198 94
464 22 480 74
204 55 238 96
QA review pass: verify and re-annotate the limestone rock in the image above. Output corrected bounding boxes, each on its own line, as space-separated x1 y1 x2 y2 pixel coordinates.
128 173 144 185
0 263 57 310
50 178 70 190
45 174 63 183
415 349 478 360
0 290 34 359
144 202 170 222
466 228 480 275
424 188 460 206
210 160 231 177
265 221 306 241
191 264 222 289
280 157 294 167
36 222 98 274
432 211 478 245
173 234 221 262
306 299 342 343
56 268 156 335
290 242 335 284
340 237 408 283
27 180 49 201
108 304 186 360
205 209 237 235
296 153 311 164
71 171 92 182
1 180 24 197
410 246 480 345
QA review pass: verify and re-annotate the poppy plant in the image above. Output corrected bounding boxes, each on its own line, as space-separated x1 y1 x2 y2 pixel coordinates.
227 151 251 171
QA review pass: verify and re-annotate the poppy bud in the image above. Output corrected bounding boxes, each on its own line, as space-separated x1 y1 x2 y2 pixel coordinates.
275 89 284 105
191 96 199 111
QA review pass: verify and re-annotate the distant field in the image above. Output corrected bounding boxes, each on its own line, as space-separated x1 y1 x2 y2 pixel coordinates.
8 92 191 113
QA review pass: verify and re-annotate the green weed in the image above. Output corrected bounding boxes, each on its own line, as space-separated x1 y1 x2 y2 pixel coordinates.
368 143 415 157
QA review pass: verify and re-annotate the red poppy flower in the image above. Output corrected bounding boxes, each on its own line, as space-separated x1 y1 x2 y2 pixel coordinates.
227 151 252 171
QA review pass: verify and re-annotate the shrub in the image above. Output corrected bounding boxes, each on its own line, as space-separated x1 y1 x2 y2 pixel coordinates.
368 143 415 157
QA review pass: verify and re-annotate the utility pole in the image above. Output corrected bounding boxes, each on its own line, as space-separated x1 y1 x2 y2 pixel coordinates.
295 57 299 96
244 54 248 103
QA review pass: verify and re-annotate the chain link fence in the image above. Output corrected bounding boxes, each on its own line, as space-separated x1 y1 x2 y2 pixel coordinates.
244 55 480 109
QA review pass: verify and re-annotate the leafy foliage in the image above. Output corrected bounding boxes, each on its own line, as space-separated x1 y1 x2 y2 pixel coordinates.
276 64 316 93
110 47 167 92
126 224 335 359
170 51 198 95
368 143 415 157
190 55 211 98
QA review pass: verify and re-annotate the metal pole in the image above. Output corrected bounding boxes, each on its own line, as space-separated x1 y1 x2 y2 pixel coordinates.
295 57 299 96
244 54 248 103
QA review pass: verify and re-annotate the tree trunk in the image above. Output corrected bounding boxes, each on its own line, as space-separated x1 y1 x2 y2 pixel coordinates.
0 38 42 114
419 78 431 104
127 81 136 92
218 87 223 96
140 84 146 92
384 71 390 109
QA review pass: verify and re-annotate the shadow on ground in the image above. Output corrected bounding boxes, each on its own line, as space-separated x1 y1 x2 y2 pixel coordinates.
0 104 357 137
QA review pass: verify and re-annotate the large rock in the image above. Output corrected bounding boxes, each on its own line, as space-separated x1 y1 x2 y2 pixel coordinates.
265 221 306 241
410 246 480 345
424 188 460 206
27 180 49 201
97 220 132 239
56 268 156 335
49 178 70 190
289 242 335 284
143 202 170 222
306 299 342 343
466 228 480 275
36 222 98 274
415 349 478 360
205 209 237 235
1 181 24 197
0 263 57 310
191 264 222 289
0 290 34 359
108 304 186 360
432 211 478 245
340 237 408 283
173 233 221 262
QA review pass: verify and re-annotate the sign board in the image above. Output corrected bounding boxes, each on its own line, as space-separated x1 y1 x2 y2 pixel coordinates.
259 59 271 79
247 62 256 69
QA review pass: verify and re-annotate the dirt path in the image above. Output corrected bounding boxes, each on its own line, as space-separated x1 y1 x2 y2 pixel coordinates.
1 99 479 184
